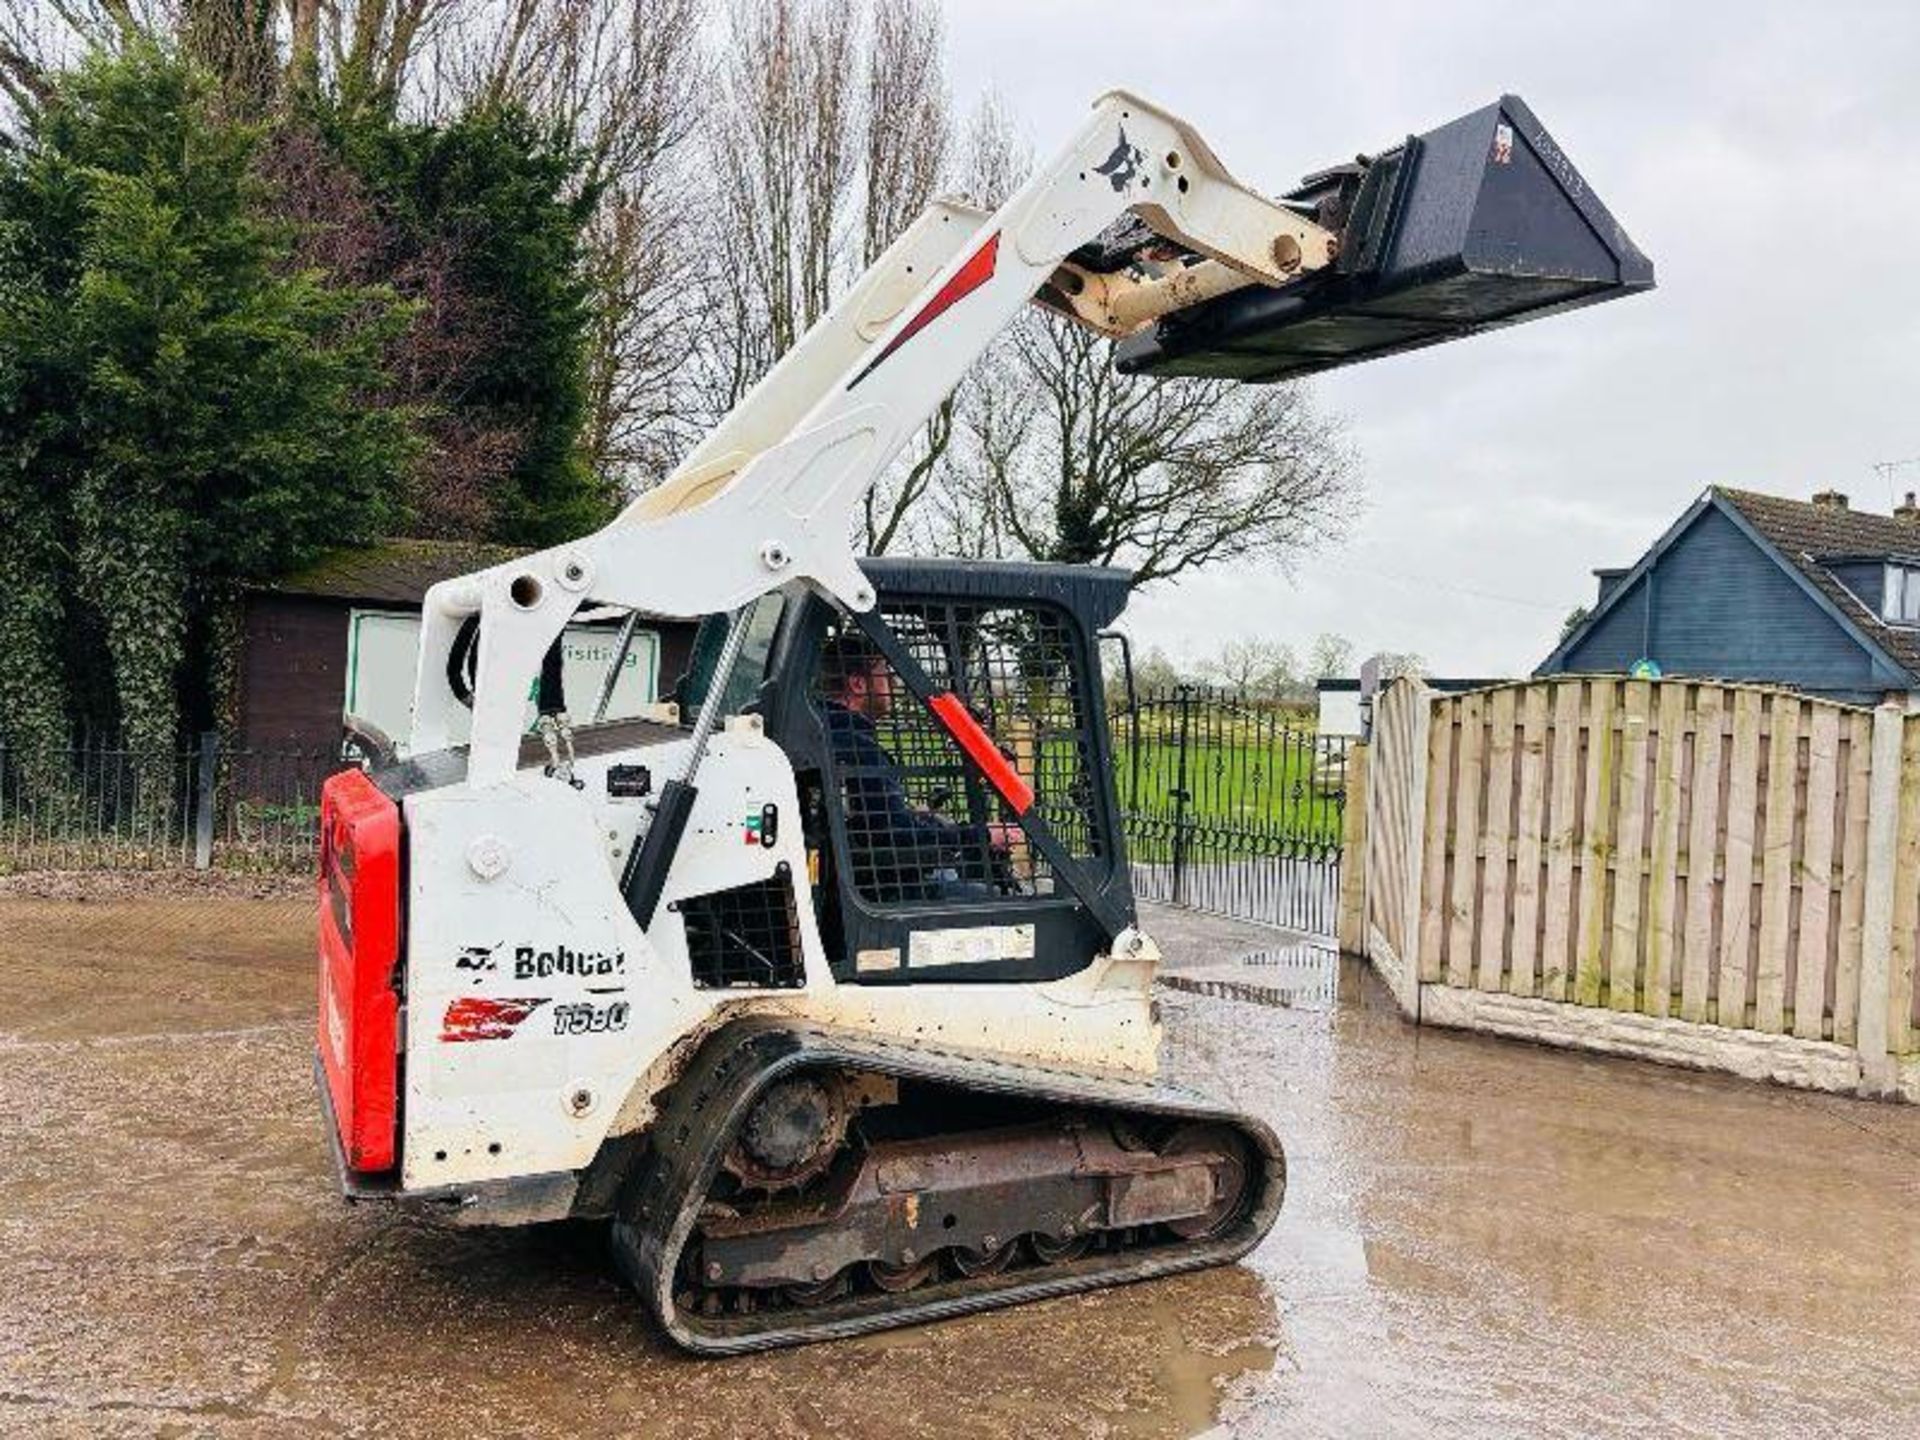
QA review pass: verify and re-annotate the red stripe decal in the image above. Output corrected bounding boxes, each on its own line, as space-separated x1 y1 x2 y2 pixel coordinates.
847 231 1001 389
440 996 548 1043
928 691 1034 815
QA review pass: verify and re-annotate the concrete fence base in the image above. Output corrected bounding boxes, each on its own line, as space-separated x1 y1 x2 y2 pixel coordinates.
1419 983 1870 1096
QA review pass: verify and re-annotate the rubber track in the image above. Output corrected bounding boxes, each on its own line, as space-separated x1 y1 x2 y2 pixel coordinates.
609 1017 1286 1354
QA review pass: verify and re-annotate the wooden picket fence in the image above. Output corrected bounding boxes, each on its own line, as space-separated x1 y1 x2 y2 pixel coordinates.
1348 676 1919 1100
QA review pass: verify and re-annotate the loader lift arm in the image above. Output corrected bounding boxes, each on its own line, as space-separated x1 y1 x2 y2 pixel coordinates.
402 87 1650 952
407 91 1336 803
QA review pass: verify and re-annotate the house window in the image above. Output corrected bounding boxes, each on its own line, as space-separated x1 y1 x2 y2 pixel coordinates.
1886 565 1920 625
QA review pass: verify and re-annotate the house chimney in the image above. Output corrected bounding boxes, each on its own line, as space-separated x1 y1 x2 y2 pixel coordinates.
1897 491 1920 525
1811 489 1849 511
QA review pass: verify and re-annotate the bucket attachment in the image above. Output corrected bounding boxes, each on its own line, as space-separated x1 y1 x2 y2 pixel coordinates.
1113 95 1652 383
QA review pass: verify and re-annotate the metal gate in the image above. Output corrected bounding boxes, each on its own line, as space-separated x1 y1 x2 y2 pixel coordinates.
1111 685 1348 935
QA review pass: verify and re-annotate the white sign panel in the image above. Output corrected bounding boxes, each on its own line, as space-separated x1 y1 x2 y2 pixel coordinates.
907 924 1037 968
346 610 661 746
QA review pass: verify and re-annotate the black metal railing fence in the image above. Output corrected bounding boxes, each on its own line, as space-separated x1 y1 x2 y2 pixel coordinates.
1107 683 1349 935
2 690 1351 933
0 734 337 874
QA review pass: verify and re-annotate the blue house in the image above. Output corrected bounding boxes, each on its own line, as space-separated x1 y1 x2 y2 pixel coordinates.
1538 487 1920 706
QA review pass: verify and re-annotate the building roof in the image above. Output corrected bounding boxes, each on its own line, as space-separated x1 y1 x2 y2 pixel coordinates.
261 539 529 606
1712 487 1920 682
1541 486 1920 688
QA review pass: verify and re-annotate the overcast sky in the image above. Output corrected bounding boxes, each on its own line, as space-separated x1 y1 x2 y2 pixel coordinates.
939 1 1920 676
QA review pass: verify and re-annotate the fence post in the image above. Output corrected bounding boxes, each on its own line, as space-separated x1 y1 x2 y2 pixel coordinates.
1170 684 1194 906
1857 701 1903 1096
1398 682 1434 1019
193 731 219 870
1336 740 1369 954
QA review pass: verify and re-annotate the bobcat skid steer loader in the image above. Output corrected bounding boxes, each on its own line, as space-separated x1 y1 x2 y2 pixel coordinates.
315 90 1650 1353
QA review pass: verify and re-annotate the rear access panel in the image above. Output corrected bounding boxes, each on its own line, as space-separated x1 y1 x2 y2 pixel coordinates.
317 768 402 1174
1115 95 1653 383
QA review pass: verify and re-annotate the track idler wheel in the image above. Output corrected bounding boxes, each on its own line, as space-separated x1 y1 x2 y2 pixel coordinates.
1161 1124 1255 1241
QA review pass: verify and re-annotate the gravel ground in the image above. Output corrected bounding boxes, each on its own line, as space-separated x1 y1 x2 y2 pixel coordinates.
0 891 1914 1438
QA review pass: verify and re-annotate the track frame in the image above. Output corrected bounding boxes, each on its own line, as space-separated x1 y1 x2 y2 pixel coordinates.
611 1018 1286 1354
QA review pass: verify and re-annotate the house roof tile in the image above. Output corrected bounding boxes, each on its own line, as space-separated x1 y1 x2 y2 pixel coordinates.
1714 487 1920 682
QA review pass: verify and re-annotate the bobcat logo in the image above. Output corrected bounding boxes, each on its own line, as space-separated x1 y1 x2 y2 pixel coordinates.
455 942 501 981
1093 125 1145 192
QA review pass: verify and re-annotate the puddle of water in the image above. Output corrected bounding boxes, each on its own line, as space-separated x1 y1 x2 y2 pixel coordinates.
1103 1271 1281 1439
1161 942 1341 1011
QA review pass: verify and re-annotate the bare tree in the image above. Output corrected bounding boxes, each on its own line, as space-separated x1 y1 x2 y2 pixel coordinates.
1308 631 1356 680
1199 637 1298 699
435 0 703 188
442 0 708 489
180 0 280 111
0 0 459 123
859 0 945 269
695 0 859 409
1 0 160 126
957 311 1358 586
682 0 986 542
1133 645 1184 691
861 85 1027 554
315 0 458 113
854 0 951 552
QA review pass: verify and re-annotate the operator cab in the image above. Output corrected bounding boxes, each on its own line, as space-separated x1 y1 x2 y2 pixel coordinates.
678 559 1136 986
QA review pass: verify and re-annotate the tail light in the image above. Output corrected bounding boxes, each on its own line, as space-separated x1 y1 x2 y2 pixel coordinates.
318 768 402 1173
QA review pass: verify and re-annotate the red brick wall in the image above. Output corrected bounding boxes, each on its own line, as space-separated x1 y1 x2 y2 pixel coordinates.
236 595 351 752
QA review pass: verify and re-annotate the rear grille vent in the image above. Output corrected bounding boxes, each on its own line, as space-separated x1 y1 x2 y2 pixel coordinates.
676 866 805 989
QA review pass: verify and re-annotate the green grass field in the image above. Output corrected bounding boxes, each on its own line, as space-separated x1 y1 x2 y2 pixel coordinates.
1104 725 1347 861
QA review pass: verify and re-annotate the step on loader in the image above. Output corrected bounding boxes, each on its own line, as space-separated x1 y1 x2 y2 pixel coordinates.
315 90 1650 1353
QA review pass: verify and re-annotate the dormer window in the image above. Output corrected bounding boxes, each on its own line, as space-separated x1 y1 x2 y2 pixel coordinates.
1884 564 1920 624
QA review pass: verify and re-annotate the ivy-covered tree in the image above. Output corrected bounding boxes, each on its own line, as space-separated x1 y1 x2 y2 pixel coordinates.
0 220 71 779
317 101 614 545
0 44 417 774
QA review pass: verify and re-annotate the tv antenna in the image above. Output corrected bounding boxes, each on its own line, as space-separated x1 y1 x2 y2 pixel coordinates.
1873 457 1920 508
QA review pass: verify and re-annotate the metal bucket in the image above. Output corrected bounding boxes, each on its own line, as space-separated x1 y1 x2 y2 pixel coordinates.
1114 95 1653 383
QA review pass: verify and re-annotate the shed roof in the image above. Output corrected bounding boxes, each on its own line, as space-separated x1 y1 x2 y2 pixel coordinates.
261 539 528 607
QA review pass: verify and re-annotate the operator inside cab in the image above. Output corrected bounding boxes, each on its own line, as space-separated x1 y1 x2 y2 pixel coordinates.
816 632 1016 903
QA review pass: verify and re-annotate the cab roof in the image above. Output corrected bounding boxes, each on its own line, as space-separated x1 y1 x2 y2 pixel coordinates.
859 556 1134 632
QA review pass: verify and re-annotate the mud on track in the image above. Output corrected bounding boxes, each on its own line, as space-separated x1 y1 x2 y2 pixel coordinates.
1 883 1916 1437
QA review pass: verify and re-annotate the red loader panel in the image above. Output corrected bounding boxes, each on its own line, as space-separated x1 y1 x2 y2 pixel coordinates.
317 768 402 1173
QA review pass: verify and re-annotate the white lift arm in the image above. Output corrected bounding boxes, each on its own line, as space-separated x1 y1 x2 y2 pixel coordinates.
410 90 1337 785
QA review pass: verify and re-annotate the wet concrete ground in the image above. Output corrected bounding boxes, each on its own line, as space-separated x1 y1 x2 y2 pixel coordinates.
0 883 1915 1437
